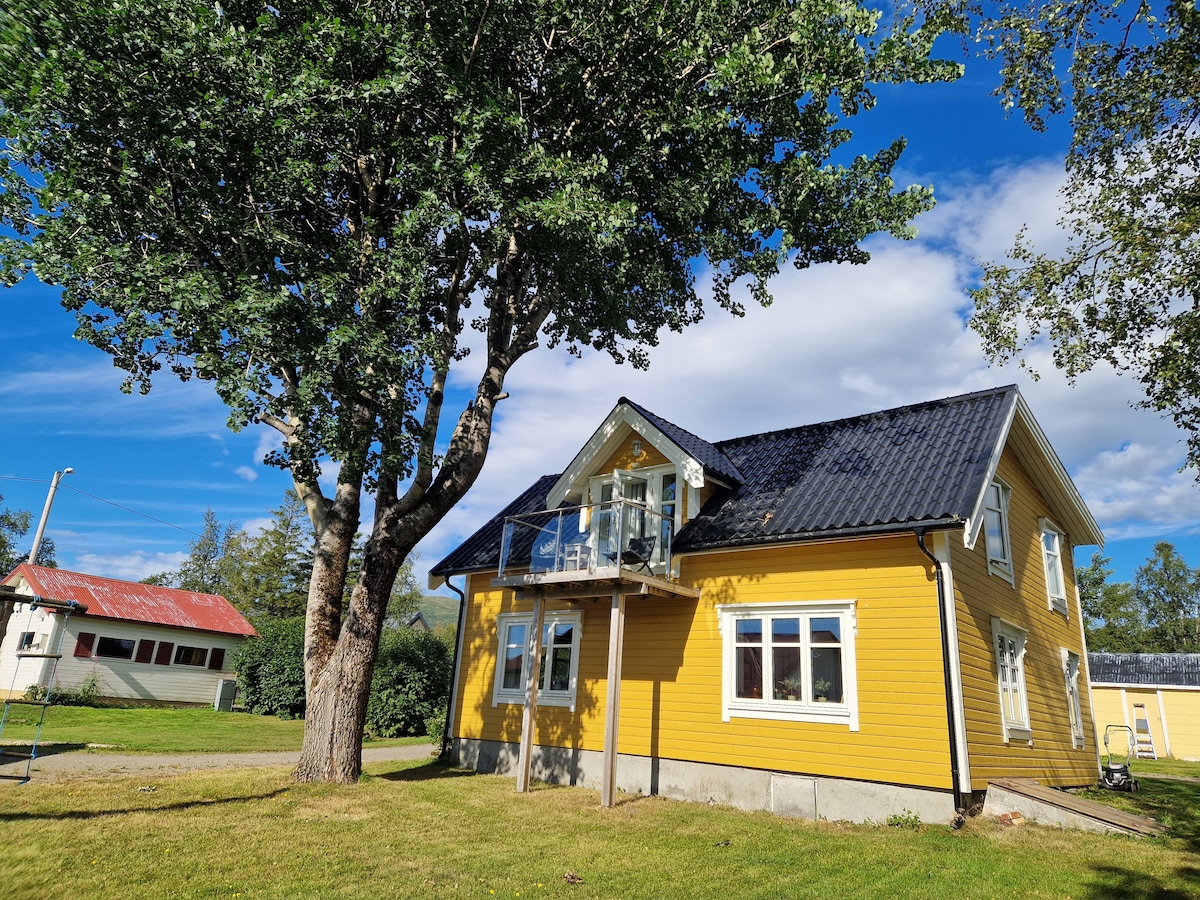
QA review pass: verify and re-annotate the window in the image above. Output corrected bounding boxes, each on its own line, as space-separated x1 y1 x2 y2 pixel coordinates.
992 618 1030 741
17 632 36 651
95 636 136 660
1063 650 1084 748
173 645 209 667
718 602 858 729
589 465 678 572
1041 520 1068 615
983 480 1013 582
492 610 583 709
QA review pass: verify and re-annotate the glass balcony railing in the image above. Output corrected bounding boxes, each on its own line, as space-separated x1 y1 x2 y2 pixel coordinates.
499 500 673 578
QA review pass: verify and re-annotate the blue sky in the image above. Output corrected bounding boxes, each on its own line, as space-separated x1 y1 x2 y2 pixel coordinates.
2 35 1197 593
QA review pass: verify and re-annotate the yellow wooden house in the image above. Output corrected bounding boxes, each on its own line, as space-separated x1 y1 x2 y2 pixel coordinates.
430 386 1103 823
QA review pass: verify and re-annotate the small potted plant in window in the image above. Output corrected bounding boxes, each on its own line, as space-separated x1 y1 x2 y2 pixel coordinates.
813 678 832 702
781 675 804 701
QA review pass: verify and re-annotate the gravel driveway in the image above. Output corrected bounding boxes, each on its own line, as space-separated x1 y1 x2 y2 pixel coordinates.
1 742 438 781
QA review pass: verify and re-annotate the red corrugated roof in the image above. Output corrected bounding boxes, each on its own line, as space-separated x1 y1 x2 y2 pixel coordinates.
3 565 257 637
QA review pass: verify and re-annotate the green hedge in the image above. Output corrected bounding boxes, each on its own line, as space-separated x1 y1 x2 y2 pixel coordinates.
232 616 307 719
365 628 452 738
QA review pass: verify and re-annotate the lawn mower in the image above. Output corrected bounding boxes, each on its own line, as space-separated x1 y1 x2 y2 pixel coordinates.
1098 724 1140 792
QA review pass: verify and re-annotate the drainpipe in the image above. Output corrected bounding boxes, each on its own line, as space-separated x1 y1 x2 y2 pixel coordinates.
915 528 965 815
436 574 468 761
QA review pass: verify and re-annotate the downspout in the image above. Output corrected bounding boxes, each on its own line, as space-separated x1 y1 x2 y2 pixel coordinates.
915 528 965 815
437 574 468 761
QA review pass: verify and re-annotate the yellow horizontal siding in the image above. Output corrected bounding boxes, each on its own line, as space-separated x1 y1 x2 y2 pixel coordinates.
454 536 957 790
951 449 1097 789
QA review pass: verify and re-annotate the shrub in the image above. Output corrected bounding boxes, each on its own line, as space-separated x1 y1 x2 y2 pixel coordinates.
233 616 307 718
365 628 452 738
25 672 101 706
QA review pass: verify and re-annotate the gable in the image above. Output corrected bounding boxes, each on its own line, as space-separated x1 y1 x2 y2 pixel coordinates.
962 393 1103 552
547 399 739 508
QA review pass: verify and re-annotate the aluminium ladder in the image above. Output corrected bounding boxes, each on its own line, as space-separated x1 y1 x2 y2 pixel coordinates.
1131 702 1158 760
0 594 88 783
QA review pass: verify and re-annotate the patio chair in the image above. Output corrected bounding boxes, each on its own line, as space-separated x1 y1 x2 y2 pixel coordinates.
609 535 656 574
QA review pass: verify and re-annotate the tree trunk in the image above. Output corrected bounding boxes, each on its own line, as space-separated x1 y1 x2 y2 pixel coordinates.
293 493 410 783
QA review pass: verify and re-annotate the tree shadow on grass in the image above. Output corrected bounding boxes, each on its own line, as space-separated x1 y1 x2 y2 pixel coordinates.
373 760 477 783
1082 864 1200 899
0 787 291 823
1 742 89 758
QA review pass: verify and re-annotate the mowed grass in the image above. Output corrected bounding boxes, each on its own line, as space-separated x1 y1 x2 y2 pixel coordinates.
3 758 1200 900
0 706 425 753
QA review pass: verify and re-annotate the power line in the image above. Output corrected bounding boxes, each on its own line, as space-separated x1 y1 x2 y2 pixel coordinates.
0 474 204 538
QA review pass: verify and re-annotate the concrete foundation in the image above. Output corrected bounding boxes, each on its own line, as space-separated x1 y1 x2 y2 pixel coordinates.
454 737 957 825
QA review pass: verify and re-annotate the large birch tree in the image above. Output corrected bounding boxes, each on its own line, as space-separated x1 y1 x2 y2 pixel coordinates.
0 0 960 782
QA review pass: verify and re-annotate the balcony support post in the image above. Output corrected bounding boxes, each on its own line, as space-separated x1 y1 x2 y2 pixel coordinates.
516 591 545 793
601 586 627 807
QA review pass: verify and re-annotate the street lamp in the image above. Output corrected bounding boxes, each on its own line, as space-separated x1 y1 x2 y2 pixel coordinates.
28 467 73 567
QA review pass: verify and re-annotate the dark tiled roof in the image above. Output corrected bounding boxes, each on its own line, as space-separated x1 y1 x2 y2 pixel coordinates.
673 386 1016 552
430 474 562 575
1089 653 1200 688
432 386 1019 574
621 397 744 484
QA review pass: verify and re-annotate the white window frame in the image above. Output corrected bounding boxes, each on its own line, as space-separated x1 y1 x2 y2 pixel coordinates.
1040 519 1069 616
984 479 1014 584
1062 649 1085 749
587 465 679 574
492 610 583 711
717 601 859 731
992 617 1031 742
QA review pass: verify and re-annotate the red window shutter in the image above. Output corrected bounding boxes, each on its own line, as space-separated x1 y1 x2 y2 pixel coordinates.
74 632 96 658
135 640 156 664
207 648 226 670
154 641 174 666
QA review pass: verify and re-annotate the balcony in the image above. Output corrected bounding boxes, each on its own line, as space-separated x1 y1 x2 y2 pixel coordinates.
493 501 696 600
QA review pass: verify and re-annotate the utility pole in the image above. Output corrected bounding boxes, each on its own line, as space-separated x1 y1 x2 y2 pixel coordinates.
28 467 73 566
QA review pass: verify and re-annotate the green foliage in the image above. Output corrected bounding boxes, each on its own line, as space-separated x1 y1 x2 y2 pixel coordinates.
1135 541 1200 653
233 616 308 718
365 628 453 738
971 0 1200 467
1079 544 1200 653
885 809 922 829
0 492 33 573
25 672 101 707
224 491 314 622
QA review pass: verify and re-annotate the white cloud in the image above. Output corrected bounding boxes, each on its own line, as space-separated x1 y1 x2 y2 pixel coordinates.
234 466 258 482
74 551 187 583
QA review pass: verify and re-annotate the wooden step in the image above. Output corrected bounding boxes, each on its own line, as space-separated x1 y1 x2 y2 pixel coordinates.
3 699 51 707
15 652 62 660
0 750 33 761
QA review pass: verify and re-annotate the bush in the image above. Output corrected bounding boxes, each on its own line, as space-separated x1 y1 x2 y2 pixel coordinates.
233 616 307 718
365 628 452 738
25 672 101 706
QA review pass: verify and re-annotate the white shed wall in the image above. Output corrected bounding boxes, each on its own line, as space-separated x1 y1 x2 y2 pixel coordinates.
1 603 247 705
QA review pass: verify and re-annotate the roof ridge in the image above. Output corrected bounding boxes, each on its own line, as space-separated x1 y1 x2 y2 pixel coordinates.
712 384 1019 448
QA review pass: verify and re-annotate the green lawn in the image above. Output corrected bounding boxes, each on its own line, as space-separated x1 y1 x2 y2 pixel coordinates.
0 706 425 753
3 758 1198 900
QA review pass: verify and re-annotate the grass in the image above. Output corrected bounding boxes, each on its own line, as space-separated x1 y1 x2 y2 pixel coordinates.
3 758 1199 900
0 706 427 753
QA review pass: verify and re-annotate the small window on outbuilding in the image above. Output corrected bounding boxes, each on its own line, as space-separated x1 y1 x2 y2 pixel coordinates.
95 636 136 660
173 645 209 667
